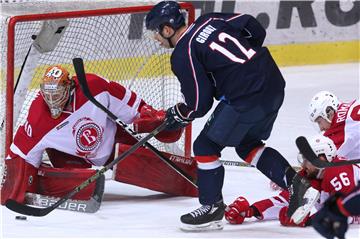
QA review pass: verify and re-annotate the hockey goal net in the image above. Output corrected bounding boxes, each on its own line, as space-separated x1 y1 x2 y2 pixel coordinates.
0 1 195 177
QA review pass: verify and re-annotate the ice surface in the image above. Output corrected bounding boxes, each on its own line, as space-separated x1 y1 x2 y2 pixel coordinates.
1 63 359 238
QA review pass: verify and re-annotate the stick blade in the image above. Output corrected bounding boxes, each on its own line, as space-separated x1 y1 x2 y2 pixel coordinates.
5 199 50 217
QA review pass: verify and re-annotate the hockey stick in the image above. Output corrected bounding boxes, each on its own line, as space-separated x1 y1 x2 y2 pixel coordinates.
0 45 37 132
220 160 253 167
25 193 100 213
73 58 197 188
24 172 105 214
296 136 360 168
5 120 168 216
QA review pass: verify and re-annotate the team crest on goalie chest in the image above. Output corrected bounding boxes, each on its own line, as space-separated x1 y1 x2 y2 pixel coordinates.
72 117 103 158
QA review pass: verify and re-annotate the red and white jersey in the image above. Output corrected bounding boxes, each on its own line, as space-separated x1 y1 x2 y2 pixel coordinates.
252 173 322 220
319 157 360 204
253 162 360 223
251 190 290 220
324 100 360 160
9 74 145 168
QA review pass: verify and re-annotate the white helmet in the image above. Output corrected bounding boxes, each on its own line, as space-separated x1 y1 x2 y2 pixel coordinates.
308 91 339 123
308 134 337 162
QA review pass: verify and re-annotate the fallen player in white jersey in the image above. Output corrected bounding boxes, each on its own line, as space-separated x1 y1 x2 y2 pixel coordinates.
225 135 360 229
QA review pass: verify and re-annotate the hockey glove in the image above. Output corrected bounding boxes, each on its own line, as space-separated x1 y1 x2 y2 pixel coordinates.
225 196 254 224
133 105 183 143
33 19 68 53
165 104 193 131
312 193 348 239
279 206 311 227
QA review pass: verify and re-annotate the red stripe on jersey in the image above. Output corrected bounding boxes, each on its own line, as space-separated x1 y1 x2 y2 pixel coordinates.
187 18 212 113
108 81 126 100
337 198 351 217
127 91 137 107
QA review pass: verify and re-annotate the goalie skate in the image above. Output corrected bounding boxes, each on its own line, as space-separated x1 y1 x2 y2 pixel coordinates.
180 201 226 232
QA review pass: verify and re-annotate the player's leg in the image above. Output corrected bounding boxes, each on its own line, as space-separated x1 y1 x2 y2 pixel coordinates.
179 129 226 231
181 101 248 231
235 112 319 224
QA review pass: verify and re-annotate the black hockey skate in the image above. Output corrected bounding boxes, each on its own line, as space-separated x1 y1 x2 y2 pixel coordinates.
288 173 320 224
180 201 226 232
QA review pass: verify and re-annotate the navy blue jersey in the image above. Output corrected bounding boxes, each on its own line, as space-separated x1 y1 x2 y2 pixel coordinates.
171 13 285 119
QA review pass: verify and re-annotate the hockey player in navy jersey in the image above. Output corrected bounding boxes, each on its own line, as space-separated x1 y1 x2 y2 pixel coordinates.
146 1 318 231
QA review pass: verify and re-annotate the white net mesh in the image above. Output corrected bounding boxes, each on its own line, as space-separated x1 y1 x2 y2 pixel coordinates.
0 2 191 179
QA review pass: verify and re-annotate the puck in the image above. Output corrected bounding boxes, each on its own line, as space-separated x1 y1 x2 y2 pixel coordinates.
15 215 27 220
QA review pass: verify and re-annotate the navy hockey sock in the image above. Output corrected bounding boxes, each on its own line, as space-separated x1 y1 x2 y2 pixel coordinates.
197 165 225 205
256 147 296 189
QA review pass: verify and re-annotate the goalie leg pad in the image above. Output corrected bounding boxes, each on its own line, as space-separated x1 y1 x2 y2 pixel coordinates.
37 163 104 201
1 156 38 205
113 144 197 197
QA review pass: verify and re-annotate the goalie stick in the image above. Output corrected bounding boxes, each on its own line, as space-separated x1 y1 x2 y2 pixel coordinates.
296 136 360 168
5 119 168 216
25 193 100 213
73 58 197 188
24 172 105 214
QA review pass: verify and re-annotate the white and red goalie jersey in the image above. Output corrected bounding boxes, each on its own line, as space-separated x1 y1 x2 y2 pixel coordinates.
324 100 360 160
1 73 196 206
10 73 145 168
225 157 360 226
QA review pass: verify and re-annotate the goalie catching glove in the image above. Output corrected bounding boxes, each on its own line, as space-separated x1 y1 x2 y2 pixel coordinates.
32 19 68 53
133 105 183 143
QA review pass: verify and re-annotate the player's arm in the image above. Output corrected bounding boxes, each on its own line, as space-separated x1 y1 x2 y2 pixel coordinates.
339 187 360 216
170 53 215 120
91 74 146 124
225 191 293 224
312 187 360 239
92 74 182 142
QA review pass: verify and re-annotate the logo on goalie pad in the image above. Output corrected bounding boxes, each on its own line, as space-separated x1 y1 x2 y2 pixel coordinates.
41 197 87 212
169 155 193 165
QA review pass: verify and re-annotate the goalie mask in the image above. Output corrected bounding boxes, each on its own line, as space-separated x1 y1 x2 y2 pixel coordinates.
40 65 73 119
308 91 339 123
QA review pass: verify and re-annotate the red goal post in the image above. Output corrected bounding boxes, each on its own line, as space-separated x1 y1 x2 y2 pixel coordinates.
0 2 195 165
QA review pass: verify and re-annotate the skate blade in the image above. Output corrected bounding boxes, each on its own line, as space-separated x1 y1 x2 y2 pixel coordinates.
180 220 223 232
291 187 320 224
